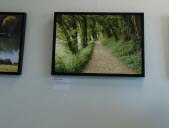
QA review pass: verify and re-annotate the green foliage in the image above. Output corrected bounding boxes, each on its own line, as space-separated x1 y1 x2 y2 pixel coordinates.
0 42 8 50
56 14 143 53
55 14 143 73
55 42 94 73
101 37 142 73
2 16 17 32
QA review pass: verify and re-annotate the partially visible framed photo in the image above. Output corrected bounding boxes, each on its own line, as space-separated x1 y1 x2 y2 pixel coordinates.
0 12 26 75
52 12 144 77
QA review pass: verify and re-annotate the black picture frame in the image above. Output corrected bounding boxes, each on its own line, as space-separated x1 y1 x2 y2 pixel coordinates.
0 12 27 75
52 12 144 77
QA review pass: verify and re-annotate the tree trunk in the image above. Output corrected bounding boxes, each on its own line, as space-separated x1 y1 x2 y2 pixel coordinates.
110 25 119 41
80 16 87 48
57 15 77 54
71 16 78 52
104 27 112 38
129 16 139 40
123 16 132 41
91 20 97 40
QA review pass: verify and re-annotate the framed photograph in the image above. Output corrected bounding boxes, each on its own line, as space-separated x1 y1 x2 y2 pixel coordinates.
52 12 144 77
0 12 26 75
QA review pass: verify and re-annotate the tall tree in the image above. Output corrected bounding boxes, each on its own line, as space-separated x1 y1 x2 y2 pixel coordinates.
57 15 78 54
122 15 132 41
76 15 88 48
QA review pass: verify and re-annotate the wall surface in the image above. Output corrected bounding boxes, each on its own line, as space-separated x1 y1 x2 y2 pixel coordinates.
0 0 169 128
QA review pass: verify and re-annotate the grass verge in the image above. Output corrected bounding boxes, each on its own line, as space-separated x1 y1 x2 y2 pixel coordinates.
101 37 142 74
55 42 94 73
0 65 18 72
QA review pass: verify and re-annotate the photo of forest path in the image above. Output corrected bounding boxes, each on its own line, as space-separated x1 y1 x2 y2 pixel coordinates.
81 40 135 74
54 14 143 74
0 15 22 72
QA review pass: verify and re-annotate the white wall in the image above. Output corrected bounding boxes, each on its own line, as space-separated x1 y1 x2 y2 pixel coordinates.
0 0 169 128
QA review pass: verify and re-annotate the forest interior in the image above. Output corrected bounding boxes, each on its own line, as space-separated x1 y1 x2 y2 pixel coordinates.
55 14 143 74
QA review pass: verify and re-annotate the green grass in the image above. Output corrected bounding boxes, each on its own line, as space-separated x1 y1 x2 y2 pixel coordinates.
0 65 18 72
101 37 142 74
55 42 94 73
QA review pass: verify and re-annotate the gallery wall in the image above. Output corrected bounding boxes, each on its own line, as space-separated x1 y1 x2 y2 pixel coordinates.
0 0 169 128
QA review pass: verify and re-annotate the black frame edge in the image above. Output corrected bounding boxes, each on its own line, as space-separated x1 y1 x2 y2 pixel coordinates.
0 12 27 75
51 12 145 77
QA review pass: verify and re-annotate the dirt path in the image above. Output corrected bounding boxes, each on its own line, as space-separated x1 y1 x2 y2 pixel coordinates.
81 41 136 74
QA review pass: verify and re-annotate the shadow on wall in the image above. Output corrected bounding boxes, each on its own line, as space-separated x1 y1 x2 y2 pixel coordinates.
161 16 169 79
63 75 144 88
0 75 20 87
42 14 53 76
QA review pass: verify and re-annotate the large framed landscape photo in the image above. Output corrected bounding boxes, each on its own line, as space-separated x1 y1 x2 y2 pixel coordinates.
0 12 26 75
52 12 144 77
